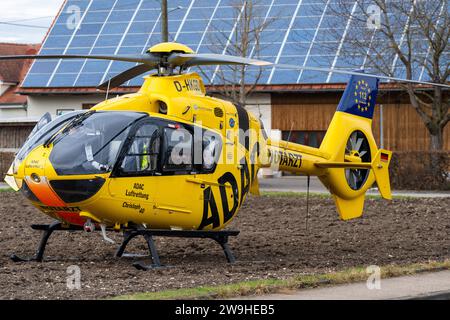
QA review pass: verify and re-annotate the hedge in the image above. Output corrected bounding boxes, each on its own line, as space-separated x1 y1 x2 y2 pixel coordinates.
389 151 449 191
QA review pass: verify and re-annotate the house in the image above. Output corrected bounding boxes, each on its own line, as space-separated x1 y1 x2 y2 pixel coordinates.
0 43 40 120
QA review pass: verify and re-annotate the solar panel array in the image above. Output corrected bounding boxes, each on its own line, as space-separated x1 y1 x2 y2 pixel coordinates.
22 0 447 88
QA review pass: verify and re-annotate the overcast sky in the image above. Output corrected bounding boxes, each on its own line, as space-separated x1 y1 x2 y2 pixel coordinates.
0 0 64 44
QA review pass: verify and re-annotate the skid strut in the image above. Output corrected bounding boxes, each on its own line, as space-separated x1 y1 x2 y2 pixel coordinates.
11 222 239 269
10 221 71 262
115 229 239 270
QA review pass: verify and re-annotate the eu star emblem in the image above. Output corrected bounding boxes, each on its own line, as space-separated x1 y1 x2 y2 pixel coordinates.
354 79 372 112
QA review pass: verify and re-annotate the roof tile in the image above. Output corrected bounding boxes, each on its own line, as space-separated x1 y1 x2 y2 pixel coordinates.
0 43 40 105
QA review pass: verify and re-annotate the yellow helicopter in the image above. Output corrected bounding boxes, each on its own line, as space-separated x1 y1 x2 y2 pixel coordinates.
2 42 448 268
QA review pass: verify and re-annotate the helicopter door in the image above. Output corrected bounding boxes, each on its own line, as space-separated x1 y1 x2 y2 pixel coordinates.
153 123 201 221
107 121 160 220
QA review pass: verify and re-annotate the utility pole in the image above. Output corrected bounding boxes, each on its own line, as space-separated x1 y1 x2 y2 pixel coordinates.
161 0 168 42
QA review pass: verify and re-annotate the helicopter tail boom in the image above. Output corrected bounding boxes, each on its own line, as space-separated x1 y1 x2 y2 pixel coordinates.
267 74 392 220
316 74 392 219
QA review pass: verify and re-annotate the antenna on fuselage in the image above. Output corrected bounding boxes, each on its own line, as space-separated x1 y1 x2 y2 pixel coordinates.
283 122 294 150
105 79 111 100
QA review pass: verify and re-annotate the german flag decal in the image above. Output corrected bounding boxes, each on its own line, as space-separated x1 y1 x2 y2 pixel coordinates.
381 152 389 162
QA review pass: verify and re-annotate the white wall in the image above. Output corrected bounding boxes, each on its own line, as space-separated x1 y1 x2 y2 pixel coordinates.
24 93 273 125
0 107 27 120
245 93 281 178
27 94 105 118
0 82 15 96
245 93 272 132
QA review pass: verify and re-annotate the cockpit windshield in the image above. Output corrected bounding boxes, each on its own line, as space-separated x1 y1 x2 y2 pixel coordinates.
16 111 85 162
49 111 146 175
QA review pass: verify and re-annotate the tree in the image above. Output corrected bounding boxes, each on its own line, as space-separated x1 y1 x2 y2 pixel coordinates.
200 0 279 107
319 0 449 150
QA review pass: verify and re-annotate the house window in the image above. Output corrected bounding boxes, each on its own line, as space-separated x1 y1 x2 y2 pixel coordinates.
82 103 96 110
56 109 75 116
282 131 326 148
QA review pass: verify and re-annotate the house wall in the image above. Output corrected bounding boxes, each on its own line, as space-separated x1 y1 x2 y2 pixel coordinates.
0 107 27 120
0 122 36 150
27 94 106 118
271 92 450 152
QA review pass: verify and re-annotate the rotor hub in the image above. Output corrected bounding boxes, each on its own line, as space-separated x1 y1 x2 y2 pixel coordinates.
147 42 194 55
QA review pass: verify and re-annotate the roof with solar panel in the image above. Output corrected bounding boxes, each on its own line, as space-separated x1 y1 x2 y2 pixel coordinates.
20 0 448 89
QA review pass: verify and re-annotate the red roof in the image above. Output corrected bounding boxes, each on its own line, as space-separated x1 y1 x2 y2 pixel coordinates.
16 82 435 96
0 43 40 105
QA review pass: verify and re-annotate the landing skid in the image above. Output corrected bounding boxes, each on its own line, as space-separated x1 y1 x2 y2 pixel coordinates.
116 229 239 270
10 221 70 262
10 222 239 270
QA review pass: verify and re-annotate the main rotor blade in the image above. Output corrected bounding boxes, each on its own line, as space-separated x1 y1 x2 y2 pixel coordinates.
2 51 448 89
273 63 450 89
97 64 156 90
169 53 272 67
172 52 449 88
0 54 159 65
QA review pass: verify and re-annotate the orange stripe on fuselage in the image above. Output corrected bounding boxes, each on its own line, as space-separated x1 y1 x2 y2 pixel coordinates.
25 176 86 226
25 176 65 207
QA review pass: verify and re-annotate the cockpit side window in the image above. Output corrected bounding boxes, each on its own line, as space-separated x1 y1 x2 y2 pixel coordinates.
120 123 160 174
201 130 222 173
162 125 193 173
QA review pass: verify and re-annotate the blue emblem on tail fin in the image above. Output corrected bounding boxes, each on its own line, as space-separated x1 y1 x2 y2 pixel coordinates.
337 74 379 119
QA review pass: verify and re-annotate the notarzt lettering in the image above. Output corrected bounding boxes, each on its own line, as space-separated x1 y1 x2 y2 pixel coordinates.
271 150 302 168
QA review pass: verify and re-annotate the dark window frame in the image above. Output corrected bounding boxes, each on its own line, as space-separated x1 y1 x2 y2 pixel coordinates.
112 117 223 177
161 124 196 175
113 118 163 177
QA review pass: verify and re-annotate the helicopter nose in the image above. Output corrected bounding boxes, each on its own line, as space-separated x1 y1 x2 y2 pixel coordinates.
21 144 106 201
47 178 106 203
21 148 105 225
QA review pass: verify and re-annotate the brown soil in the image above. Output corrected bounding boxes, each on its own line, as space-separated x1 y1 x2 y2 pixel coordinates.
0 191 448 300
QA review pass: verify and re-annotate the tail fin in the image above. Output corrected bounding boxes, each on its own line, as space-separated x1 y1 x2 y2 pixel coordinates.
336 74 378 119
318 74 393 220
372 149 393 200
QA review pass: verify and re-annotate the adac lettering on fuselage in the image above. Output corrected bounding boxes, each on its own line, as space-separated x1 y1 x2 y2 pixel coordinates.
122 201 145 214
125 183 150 200
271 150 302 169
174 79 202 93
25 160 44 170
199 153 253 230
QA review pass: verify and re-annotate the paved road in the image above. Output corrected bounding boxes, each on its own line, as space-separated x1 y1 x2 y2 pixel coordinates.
0 182 10 190
242 270 450 300
259 176 450 198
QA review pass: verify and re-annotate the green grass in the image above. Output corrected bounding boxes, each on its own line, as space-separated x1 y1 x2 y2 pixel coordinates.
260 191 415 200
113 260 450 300
261 191 331 198
0 187 13 192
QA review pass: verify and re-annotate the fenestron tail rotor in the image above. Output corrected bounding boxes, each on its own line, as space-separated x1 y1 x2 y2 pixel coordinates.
345 131 371 191
1 42 449 90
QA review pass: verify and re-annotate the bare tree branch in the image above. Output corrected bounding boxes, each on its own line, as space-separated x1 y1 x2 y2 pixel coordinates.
205 0 277 108
317 0 449 150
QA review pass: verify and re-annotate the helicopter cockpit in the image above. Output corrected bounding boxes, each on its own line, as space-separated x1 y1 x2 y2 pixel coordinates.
48 111 145 176
16 110 223 182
